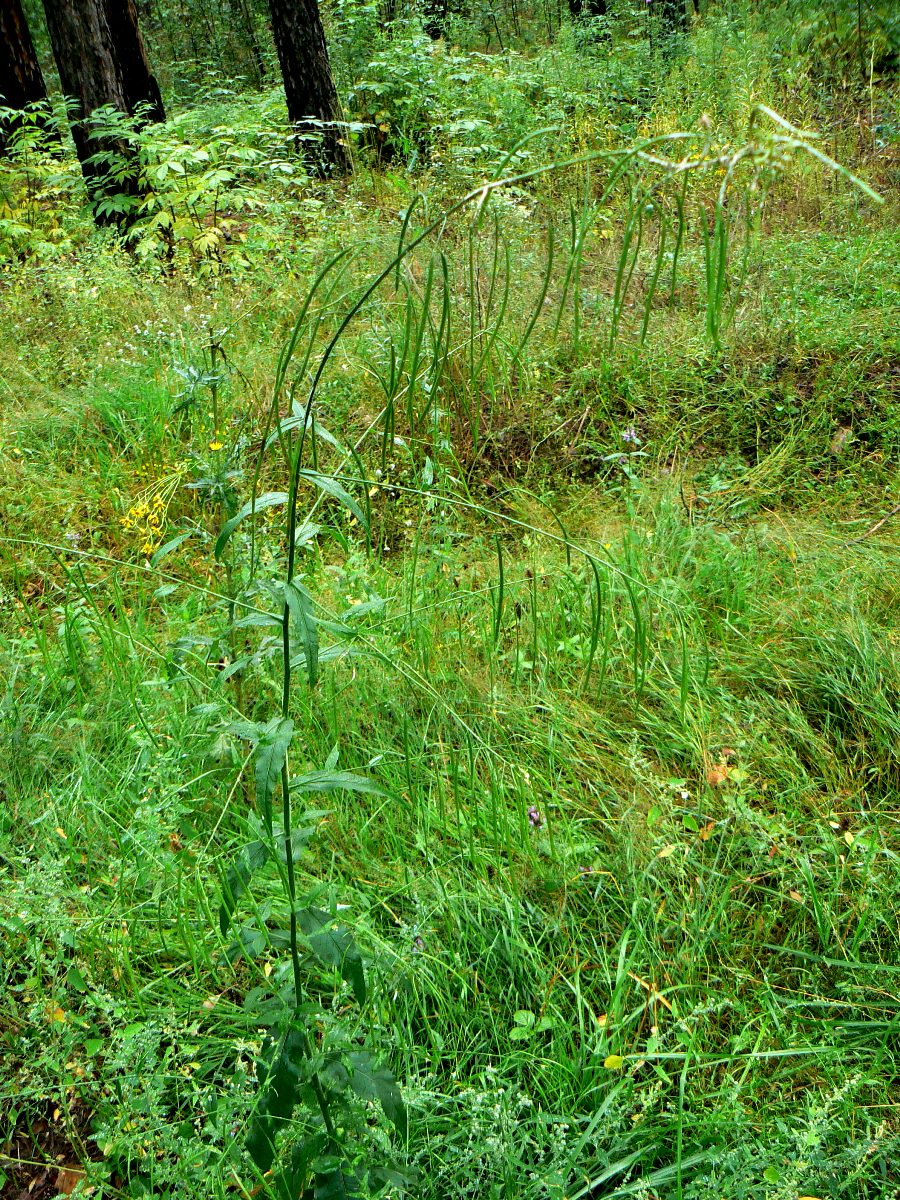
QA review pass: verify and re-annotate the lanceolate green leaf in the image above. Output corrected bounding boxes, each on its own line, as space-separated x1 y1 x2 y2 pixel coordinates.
284 579 318 688
254 717 294 834
296 469 367 533
219 839 270 935
150 529 197 566
291 770 387 797
215 491 288 560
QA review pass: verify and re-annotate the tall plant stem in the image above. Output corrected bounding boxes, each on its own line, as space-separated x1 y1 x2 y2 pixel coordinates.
280 758 339 1147
277 423 338 1151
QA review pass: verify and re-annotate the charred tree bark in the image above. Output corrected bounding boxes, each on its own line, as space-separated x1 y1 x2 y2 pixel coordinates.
267 0 350 175
41 0 163 214
0 0 51 153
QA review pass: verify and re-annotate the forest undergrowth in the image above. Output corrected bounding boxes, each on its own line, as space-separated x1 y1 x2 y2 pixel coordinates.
2 2 900 1197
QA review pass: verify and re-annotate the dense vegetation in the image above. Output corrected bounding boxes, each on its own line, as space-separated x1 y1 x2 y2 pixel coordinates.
1 0 899 1197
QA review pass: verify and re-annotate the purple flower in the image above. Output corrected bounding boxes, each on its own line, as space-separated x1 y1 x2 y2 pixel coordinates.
622 426 640 445
412 935 426 954
528 805 544 828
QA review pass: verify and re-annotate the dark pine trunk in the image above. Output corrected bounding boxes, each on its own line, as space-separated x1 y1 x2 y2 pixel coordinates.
659 0 686 35
41 0 163 215
105 0 165 122
422 0 448 40
0 0 51 153
267 0 350 175
569 0 606 17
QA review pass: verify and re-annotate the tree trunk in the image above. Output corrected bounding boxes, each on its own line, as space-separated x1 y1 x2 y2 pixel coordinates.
422 0 448 40
0 0 50 153
658 0 686 34
569 0 606 18
105 0 165 122
267 0 350 175
41 0 164 214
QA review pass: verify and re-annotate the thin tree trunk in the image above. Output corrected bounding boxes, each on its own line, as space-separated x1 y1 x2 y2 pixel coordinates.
232 0 267 85
0 0 51 153
267 0 350 175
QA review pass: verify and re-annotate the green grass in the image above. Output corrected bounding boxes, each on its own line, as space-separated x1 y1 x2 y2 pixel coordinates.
2 8 900 1198
4 472 900 1196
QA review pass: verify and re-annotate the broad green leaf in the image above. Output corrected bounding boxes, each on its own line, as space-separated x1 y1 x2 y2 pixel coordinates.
314 1167 363 1200
297 906 366 1004
323 744 340 772
215 491 288 560
348 1050 407 1136
224 923 267 963
246 1026 307 1172
254 717 294 834
339 597 386 621
290 644 363 673
232 611 282 629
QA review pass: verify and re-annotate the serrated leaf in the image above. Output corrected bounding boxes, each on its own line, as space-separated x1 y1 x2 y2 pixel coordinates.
320 1055 351 1093
284 580 318 687
215 491 288 560
348 1051 407 1136
297 469 367 533
297 907 366 1004
220 840 270 935
255 717 294 835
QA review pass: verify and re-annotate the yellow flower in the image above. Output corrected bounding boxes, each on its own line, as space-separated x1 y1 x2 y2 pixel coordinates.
209 441 223 452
